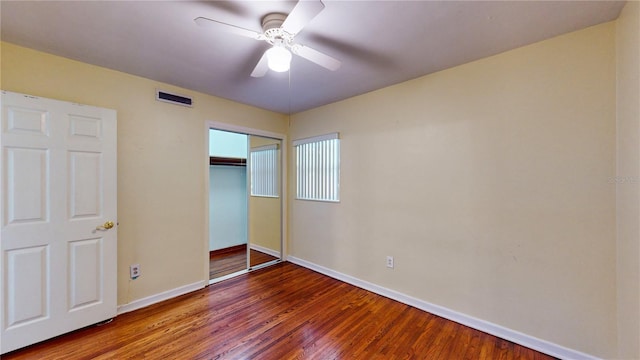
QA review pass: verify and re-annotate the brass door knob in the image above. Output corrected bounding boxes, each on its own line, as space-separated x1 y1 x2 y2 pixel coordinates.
96 221 115 231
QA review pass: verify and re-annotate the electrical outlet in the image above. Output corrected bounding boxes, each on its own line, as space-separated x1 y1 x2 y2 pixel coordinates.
386 256 394 269
130 264 141 279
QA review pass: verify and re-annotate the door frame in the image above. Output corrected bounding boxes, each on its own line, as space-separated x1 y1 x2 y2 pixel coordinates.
204 121 287 284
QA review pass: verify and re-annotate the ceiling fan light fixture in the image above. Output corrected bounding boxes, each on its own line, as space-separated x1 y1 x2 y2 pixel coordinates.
266 45 292 72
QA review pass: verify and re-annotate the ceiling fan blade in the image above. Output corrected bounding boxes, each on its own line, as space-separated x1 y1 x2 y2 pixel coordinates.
281 0 325 35
194 17 262 39
292 44 341 71
251 51 269 78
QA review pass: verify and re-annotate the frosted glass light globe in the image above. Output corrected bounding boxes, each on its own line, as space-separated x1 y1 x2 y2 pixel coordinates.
266 46 292 72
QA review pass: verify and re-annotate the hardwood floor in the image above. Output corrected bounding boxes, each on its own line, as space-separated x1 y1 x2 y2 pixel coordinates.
3 262 557 360
209 246 279 279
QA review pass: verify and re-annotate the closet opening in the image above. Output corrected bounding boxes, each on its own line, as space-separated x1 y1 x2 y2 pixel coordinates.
207 125 285 283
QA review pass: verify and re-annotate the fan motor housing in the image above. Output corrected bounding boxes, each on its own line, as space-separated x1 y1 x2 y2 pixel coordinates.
262 13 287 31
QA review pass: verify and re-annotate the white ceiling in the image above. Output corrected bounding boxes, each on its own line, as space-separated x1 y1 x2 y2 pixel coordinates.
0 1 625 114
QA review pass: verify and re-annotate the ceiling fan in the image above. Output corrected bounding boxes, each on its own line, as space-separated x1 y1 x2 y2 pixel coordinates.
194 0 341 77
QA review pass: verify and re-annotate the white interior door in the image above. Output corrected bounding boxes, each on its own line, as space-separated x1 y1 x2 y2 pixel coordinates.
0 91 117 354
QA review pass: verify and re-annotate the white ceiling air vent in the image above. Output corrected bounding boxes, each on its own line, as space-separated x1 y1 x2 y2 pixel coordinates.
156 89 193 107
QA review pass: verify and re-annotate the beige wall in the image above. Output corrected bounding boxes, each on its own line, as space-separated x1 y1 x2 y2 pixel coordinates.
289 22 617 358
616 1 640 359
249 136 282 253
1 42 287 305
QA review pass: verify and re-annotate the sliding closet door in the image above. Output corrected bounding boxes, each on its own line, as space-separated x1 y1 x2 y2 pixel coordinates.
247 135 281 268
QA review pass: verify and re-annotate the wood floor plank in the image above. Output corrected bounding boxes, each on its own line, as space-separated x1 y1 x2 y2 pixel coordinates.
3 262 557 360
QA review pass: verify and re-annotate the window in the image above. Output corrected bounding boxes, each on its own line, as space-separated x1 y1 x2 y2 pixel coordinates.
250 144 279 197
294 133 340 202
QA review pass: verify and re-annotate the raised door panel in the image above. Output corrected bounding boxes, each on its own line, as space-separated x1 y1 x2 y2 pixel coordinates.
4 246 49 329
4 107 49 137
69 114 101 140
68 151 102 219
68 238 102 310
4 148 48 225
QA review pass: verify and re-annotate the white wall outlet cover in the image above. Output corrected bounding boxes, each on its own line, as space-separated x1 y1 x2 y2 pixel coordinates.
130 264 141 279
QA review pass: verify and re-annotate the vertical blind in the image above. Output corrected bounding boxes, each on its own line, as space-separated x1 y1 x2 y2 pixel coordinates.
250 144 279 197
293 133 340 202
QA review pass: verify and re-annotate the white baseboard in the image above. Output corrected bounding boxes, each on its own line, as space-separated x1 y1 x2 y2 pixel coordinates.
117 280 207 315
249 243 281 258
286 256 600 360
